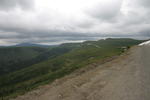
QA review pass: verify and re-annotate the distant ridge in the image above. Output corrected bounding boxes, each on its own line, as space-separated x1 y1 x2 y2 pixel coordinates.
14 43 57 47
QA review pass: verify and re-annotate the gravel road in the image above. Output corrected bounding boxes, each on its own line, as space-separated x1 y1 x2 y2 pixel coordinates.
13 45 150 100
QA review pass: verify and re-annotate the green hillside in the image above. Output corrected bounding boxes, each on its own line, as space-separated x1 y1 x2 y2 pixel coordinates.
0 44 77 76
0 38 145 99
0 47 48 75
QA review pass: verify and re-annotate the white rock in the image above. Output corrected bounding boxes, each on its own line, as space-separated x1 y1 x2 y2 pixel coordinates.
139 40 150 46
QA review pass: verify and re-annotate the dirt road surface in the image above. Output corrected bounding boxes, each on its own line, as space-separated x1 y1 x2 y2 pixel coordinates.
13 45 150 100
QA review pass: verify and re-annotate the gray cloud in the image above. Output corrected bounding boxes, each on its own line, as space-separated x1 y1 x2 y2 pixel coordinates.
86 0 123 21
0 0 149 45
0 0 34 11
137 0 150 8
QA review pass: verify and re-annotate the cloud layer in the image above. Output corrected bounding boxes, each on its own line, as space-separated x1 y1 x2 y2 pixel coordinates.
0 0 149 45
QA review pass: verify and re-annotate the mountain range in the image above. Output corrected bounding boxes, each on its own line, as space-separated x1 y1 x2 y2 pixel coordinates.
0 38 146 99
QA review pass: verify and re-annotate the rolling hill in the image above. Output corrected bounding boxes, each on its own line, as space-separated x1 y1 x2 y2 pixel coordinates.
0 44 78 76
0 47 48 75
0 38 145 99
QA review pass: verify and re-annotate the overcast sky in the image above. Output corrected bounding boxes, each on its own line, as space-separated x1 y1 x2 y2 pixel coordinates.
0 0 150 45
